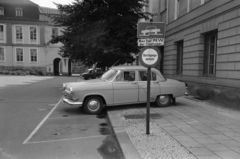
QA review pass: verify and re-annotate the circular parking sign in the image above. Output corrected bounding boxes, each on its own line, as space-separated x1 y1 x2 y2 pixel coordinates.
139 47 161 68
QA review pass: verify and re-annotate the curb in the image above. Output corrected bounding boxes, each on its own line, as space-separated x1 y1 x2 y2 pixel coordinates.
107 110 142 159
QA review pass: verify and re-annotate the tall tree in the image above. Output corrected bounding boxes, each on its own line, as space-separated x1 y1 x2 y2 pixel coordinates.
51 0 151 68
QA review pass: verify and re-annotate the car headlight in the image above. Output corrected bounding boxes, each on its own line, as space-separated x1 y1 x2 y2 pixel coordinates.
65 87 73 94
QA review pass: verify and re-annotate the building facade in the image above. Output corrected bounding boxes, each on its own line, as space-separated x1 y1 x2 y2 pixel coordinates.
0 0 71 76
148 0 240 90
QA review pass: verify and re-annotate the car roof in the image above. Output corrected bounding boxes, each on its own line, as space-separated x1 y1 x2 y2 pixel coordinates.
111 65 158 71
88 68 101 70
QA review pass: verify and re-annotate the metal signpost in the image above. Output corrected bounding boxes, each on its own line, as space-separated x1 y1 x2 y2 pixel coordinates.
137 21 165 135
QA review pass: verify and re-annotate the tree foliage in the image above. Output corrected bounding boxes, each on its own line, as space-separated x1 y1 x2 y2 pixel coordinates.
51 0 151 68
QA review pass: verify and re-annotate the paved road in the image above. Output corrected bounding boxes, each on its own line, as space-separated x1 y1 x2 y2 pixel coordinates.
0 76 123 159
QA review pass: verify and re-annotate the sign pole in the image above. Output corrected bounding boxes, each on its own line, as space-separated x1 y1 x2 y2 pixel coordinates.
146 66 151 135
138 21 164 135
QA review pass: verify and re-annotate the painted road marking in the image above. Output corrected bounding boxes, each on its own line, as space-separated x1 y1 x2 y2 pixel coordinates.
26 135 107 144
23 98 62 144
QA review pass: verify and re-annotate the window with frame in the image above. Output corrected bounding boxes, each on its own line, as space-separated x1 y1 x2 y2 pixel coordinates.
0 25 4 41
176 40 184 75
190 0 201 11
177 0 187 17
30 48 37 62
203 31 217 76
52 28 58 38
16 26 23 41
0 47 4 61
160 0 167 12
0 7 4 15
16 48 23 62
30 26 37 41
15 8 23 16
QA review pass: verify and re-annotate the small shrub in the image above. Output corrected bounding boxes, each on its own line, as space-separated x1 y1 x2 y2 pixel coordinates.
25 70 30 75
196 87 215 99
38 71 43 76
218 91 240 103
29 69 37 75
9 71 15 75
2 70 9 75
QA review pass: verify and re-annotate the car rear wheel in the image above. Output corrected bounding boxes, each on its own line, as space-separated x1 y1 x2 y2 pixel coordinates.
156 95 171 107
83 96 103 114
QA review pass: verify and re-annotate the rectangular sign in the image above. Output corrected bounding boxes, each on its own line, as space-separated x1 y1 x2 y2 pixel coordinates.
138 38 164 46
137 22 165 39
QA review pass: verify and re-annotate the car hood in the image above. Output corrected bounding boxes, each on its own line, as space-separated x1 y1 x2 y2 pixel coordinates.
166 78 179 82
64 79 106 88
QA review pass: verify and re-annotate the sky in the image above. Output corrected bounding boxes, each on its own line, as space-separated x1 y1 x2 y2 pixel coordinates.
30 0 75 9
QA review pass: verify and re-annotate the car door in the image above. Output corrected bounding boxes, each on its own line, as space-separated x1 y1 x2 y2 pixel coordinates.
113 70 138 105
138 70 160 102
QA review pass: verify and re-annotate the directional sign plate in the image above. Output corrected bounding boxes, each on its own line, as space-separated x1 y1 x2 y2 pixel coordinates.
137 22 165 39
138 38 164 46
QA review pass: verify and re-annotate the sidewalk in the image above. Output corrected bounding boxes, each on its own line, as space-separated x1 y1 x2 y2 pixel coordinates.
108 96 240 159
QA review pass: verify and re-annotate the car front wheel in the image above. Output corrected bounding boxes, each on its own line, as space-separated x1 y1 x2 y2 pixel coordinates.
156 95 171 107
83 96 103 114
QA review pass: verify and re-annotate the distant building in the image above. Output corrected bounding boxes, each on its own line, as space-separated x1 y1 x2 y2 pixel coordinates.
147 0 240 90
0 0 72 75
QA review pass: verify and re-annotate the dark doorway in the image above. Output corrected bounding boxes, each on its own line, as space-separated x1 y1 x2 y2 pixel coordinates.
68 59 72 76
53 58 61 76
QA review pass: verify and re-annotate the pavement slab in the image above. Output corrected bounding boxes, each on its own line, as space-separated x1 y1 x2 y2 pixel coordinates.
107 96 240 159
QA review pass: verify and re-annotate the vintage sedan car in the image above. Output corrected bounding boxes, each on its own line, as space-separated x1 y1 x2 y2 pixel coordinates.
63 66 187 114
80 68 103 80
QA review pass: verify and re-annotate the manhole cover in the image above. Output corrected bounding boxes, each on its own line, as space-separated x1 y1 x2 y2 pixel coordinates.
124 113 161 119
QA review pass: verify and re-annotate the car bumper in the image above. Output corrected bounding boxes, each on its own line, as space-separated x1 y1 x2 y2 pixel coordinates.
63 96 83 106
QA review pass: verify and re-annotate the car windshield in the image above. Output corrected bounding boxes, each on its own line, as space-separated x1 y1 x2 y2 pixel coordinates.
86 69 92 73
101 69 118 81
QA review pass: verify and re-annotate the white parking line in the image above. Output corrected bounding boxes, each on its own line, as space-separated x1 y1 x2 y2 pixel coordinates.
26 135 107 144
23 98 62 144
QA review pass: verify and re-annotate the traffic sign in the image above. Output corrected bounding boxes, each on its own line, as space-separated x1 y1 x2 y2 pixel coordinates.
138 46 161 135
139 47 161 68
138 38 164 46
137 22 165 39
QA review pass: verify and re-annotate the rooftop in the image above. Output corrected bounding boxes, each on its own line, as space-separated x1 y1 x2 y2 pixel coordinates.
0 0 37 5
39 6 60 15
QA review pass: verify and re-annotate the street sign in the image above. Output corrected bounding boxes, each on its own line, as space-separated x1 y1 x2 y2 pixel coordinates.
137 21 165 135
137 22 165 39
139 47 161 135
139 47 161 68
138 38 164 46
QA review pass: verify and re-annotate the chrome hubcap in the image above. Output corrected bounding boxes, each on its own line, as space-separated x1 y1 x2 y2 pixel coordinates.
159 95 169 104
88 100 100 111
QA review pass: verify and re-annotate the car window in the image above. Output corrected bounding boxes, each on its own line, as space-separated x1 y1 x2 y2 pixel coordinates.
101 69 118 81
139 71 157 81
139 71 148 81
152 72 157 81
115 71 135 82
